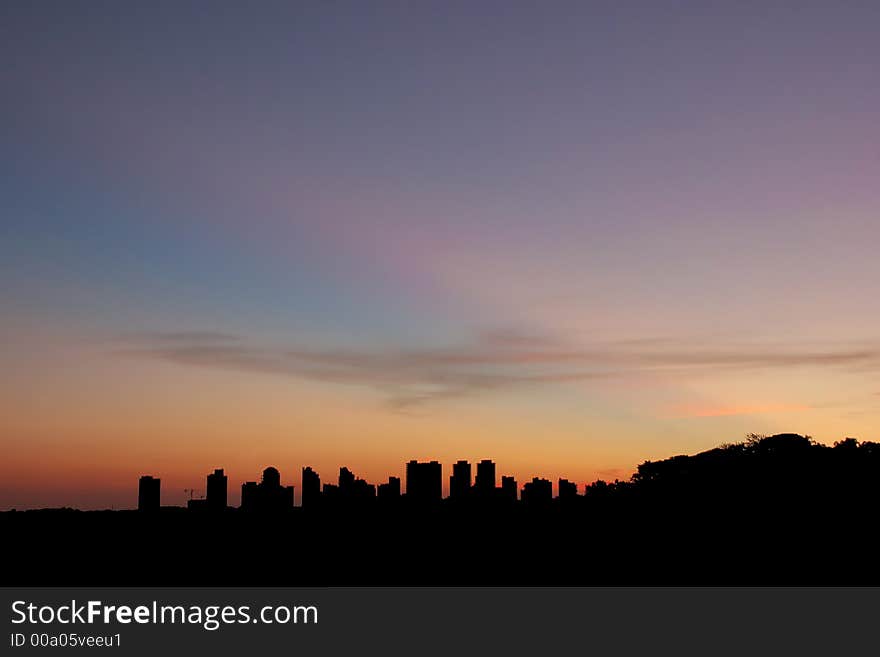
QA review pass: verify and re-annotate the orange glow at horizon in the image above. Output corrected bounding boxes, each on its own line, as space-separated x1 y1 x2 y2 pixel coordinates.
2 320 879 511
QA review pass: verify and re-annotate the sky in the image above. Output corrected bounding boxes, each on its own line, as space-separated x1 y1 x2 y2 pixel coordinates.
2 1 880 509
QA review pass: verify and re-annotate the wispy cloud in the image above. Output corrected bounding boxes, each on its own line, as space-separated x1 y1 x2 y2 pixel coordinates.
112 330 880 411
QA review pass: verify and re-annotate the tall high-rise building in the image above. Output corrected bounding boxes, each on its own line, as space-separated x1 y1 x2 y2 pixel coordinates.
206 468 227 510
302 467 321 509
475 459 496 494
339 467 355 494
558 479 578 500
337 467 374 503
378 476 401 500
240 482 258 509
450 460 471 499
501 476 517 502
138 475 160 511
406 460 442 503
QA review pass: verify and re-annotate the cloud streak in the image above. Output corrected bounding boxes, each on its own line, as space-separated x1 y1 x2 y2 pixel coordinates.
113 330 880 411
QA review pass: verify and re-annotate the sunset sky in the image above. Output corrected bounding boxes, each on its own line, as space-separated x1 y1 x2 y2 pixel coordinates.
3 2 880 509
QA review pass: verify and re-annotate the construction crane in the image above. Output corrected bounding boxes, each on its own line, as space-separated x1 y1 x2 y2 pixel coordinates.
184 488 203 501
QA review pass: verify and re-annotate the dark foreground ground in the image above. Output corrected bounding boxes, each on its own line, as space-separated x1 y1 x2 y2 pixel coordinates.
4 433 878 585
3 499 877 585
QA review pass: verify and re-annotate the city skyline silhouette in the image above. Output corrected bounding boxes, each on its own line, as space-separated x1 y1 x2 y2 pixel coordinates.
3 431 878 512
5 3 880 514
5 430 877 513
4 432 878 586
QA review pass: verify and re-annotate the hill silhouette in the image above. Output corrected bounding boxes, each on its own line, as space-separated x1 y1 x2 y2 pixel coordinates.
2 434 878 585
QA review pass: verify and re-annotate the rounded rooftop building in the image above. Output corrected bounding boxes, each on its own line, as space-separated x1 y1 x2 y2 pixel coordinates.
262 466 281 488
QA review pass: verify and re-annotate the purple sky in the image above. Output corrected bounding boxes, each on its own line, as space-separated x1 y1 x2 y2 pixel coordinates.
2 2 880 508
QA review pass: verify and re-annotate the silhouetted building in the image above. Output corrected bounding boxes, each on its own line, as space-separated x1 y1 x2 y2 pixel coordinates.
558 478 578 501
378 476 401 500
263 466 280 488
450 460 471 499
356 479 376 499
15 432 880 588
501 476 517 502
206 468 227 510
406 460 442 503
240 481 259 509
302 467 321 509
338 467 375 503
521 477 552 505
138 476 160 511
240 466 294 511
339 467 355 493
321 482 340 502
475 459 496 495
